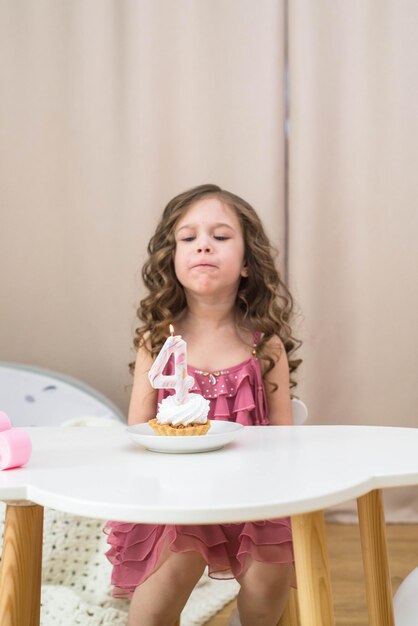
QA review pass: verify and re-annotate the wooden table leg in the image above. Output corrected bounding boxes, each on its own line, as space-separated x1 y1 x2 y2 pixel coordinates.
357 489 394 626
291 510 335 626
0 503 44 626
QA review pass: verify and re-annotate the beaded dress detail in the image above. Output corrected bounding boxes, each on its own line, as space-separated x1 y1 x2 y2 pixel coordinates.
104 334 294 598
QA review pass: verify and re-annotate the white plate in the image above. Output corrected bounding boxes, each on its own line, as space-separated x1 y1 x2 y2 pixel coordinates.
126 420 244 454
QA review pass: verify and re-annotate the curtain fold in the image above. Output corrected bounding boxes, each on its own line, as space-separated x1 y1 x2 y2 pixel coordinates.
288 0 418 521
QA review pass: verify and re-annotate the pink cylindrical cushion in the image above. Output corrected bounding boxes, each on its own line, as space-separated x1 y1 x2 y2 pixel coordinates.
0 429 32 470
0 411 12 432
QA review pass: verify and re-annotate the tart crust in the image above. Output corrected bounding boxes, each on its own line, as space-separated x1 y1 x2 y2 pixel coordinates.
148 418 211 437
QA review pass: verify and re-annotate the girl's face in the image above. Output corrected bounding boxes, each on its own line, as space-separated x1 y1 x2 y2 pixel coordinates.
174 197 247 298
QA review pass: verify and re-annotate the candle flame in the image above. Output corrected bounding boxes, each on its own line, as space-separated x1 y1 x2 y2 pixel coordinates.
169 324 174 336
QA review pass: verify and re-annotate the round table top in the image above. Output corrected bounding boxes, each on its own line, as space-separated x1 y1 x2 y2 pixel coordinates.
1 425 418 523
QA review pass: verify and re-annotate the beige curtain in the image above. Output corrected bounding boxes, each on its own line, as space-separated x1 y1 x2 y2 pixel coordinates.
288 1 418 521
0 0 286 414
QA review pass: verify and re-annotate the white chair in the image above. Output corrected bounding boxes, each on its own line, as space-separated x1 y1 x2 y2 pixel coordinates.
393 566 418 626
291 397 308 425
0 362 125 426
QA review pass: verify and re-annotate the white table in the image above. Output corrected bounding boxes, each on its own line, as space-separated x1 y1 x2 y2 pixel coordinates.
1 425 418 626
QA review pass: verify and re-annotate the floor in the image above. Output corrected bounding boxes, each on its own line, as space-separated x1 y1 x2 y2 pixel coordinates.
204 522 418 626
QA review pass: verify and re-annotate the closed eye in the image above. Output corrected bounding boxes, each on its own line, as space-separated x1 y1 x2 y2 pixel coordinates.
180 236 230 242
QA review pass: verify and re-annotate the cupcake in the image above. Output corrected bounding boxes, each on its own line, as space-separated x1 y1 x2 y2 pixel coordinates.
149 393 210 436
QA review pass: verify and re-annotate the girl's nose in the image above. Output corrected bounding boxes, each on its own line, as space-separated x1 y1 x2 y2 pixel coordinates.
197 243 212 253
196 236 212 253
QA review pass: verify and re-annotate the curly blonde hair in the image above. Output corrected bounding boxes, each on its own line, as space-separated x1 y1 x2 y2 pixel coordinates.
131 184 302 390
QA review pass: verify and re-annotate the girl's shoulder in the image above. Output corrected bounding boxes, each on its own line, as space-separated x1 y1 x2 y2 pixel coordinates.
254 333 287 372
142 329 152 347
253 330 284 351
264 334 285 350
134 330 152 354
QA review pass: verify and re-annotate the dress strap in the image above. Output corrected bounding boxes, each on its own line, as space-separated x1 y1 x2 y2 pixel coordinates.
252 331 264 348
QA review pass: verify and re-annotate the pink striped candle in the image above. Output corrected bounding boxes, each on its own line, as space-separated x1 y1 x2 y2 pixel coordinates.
148 325 194 404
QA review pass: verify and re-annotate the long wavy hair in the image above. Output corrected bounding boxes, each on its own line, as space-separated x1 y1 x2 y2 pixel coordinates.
131 184 302 390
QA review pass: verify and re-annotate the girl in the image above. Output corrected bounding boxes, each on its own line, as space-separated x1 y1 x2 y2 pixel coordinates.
105 184 302 626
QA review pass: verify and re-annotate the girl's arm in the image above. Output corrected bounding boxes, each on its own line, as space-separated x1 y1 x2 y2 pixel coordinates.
264 336 293 425
128 342 158 425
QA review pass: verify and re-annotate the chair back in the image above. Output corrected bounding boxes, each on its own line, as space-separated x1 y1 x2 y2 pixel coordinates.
291 398 308 425
393 566 418 626
0 362 125 427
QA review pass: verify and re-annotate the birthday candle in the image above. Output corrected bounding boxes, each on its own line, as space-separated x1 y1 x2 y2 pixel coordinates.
148 325 194 404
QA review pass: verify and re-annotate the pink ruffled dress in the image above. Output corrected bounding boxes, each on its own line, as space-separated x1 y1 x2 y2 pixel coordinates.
104 343 294 598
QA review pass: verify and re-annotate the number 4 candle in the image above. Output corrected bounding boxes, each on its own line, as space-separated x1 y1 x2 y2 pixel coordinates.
148 325 194 404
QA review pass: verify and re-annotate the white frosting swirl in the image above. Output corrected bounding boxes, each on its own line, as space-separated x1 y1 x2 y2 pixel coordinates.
157 393 210 426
